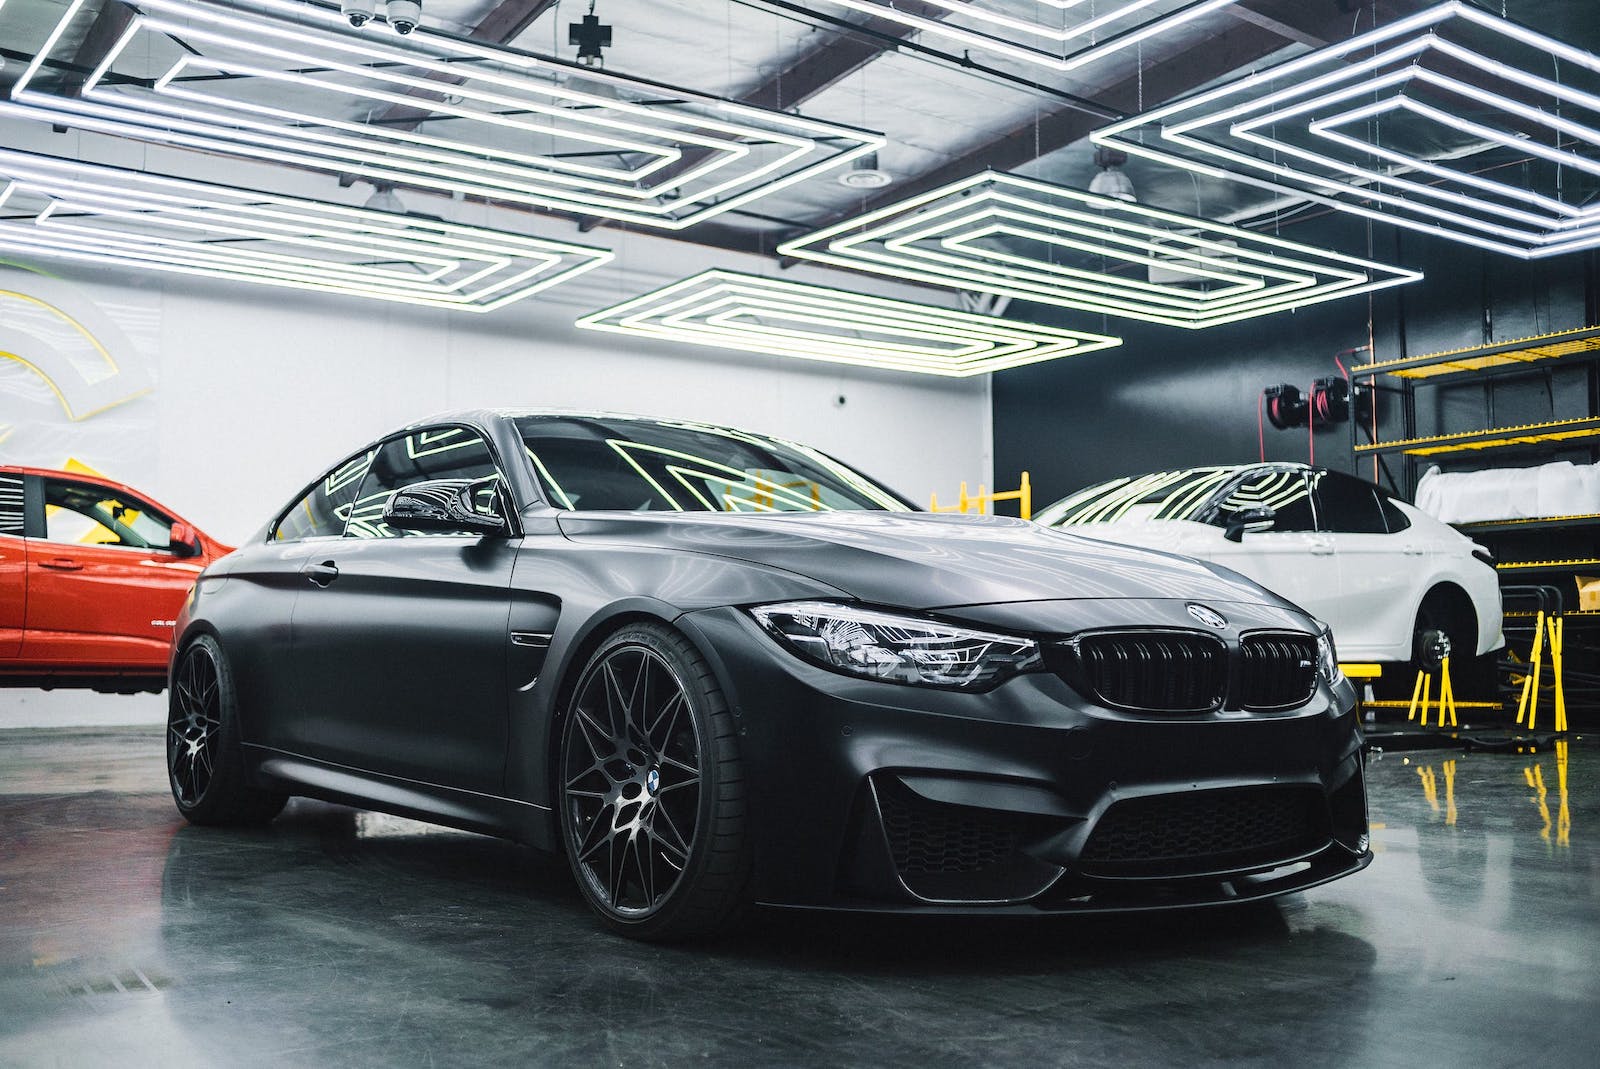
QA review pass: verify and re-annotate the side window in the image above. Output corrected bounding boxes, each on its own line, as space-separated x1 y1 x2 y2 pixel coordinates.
1311 472 1389 534
41 478 174 550
274 449 374 542
0 473 22 537
1209 469 1316 532
346 427 501 539
1378 493 1412 534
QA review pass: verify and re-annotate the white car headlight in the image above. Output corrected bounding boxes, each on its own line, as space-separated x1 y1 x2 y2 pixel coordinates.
1316 625 1343 686
749 601 1041 689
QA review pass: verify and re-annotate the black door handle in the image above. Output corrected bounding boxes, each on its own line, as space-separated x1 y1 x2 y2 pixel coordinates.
304 560 340 587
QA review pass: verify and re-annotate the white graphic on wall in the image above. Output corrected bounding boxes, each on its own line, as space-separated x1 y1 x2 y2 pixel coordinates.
0 265 157 479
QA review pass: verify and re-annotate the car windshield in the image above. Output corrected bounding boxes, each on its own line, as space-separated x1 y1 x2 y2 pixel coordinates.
1035 467 1240 526
514 415 912 513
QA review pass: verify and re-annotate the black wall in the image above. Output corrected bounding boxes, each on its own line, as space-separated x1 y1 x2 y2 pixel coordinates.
992 212 1600 510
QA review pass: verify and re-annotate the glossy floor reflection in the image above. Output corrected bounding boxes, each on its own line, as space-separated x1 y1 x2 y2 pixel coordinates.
1 727 1597 1068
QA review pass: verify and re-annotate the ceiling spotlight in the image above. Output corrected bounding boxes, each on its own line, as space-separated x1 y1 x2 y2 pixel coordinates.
1088 146 1135 203
839 151 893 190
364 183 406 213
570 4 612 67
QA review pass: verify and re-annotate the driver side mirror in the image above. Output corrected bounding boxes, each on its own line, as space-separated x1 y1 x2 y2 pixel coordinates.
384 477 508 536
168 521 203 558
1223 506 1277 542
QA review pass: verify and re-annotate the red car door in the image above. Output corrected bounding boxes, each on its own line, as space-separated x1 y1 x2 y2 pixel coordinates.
20 475 205 671
0 471 25 658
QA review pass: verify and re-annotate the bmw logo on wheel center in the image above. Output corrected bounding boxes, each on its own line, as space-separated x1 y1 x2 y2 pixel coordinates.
1186 603 1228 628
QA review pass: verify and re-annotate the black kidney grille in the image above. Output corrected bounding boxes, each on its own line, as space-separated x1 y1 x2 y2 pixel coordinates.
1238 633 1319 710
877 782 1021 876
1073 631 1227 713
1079 788 1327 877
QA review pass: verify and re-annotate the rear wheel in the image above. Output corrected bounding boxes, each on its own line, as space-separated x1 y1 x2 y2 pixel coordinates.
167 635 287 826
558 623 749 940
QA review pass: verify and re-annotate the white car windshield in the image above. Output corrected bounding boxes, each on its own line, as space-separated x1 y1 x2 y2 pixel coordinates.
1036 468 1239 527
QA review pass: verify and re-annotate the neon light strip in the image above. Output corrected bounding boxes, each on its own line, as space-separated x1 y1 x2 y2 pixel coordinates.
778 172 1419 329
0 149 611 312
0 0 881 229
576 269 1121 377
817 0 1239 72
1093 2 1600 258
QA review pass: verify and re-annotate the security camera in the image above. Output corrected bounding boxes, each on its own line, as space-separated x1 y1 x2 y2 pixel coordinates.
387 0 422 35
341 0 375 27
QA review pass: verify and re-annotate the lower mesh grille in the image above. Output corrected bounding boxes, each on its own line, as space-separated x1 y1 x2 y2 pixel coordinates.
1238 633 1319 710
1079 788 1327 877
1070 631 1228 713
872 779 1061 902
879 782 1020 876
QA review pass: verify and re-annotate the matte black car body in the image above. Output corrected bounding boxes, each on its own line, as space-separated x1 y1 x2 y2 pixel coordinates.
174 410 1370 925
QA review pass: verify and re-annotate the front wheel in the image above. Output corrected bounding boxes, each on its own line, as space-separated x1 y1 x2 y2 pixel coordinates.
558 623 749 940
167 635 287 826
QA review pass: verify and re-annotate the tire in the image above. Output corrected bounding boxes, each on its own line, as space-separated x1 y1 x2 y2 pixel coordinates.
167 635 288 826
557 622 750 941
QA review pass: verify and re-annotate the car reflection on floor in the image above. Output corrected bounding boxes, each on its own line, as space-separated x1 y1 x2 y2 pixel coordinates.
0 726 1596 1067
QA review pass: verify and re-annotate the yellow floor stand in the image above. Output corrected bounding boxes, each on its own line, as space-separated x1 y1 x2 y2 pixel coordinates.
1514 611 1569 733
1407 655 1458 727
930 472 1032 520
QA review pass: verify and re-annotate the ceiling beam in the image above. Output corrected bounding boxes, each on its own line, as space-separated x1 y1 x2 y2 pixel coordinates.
63 0 137 97
742 0 969 112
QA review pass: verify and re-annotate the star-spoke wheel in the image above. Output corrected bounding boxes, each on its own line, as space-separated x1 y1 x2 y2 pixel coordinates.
168 641 223 806
166 635 287 826
559 624 749 939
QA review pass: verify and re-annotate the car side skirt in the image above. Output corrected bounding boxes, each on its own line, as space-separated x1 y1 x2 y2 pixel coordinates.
246 745 557 850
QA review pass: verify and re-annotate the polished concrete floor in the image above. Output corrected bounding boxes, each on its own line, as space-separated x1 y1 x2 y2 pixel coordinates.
0 724 1596 1068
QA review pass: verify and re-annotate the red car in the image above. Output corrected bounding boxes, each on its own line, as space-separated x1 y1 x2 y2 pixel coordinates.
0 466 232 693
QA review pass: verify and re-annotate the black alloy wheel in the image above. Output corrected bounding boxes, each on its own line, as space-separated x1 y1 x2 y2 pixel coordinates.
559 623 748 940
168 642 221 807
167 635 287 826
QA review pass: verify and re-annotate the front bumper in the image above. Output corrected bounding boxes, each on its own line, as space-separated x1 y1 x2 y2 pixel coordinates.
679 600 1370 914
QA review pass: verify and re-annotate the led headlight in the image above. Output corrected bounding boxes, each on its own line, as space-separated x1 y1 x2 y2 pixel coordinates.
1315 624 1343 686
749 601 1041 689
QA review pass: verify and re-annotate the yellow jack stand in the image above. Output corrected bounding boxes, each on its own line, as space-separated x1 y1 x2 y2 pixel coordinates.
1515 611 1568 733
1407 655 1458 728
930 472 1032 520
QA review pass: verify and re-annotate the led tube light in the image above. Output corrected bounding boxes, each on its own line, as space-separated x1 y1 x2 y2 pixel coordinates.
811 1 1240 73
778 172 1419 329
0 149 612 312
0 0 882 229
576 270 1121 377
1093 2 1600 259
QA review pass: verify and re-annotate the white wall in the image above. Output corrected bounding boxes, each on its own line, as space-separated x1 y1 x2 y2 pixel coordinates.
1 244 993 546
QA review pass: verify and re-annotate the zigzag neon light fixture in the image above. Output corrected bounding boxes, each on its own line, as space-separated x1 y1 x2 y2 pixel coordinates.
813 0 1240 72
0 0 881 229
0 149 612 311
1093 2 1600 259
575 269 1121 376
777 172 1419 329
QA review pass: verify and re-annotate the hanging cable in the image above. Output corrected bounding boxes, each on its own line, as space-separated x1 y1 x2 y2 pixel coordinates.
1258 391 1267 463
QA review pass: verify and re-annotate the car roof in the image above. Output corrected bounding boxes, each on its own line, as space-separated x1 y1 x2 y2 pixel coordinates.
2 465 134 488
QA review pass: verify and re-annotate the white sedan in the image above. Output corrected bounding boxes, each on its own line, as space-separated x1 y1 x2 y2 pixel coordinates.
1035 463 1503 670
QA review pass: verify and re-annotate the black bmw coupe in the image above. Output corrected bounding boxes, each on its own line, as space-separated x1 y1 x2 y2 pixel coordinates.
167 411 1370 939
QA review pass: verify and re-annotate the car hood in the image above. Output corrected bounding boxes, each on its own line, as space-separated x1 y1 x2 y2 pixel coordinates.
556 511 1282 611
